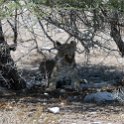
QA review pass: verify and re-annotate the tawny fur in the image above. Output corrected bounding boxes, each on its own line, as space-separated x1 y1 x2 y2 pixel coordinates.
39 41 81 90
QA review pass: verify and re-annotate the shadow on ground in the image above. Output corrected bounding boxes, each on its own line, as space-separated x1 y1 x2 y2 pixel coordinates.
79 64 124 82
0 64 123 115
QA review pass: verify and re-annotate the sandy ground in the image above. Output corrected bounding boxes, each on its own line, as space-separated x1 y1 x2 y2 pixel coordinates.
0 89 124 124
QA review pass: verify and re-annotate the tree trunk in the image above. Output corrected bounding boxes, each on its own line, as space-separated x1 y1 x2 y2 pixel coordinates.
110 22 124 57
0 21 26 90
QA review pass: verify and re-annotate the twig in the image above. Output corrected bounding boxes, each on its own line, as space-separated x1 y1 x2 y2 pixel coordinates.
37 18 56 47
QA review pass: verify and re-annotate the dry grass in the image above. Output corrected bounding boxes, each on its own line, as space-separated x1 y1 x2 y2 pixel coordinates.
1 98 124 124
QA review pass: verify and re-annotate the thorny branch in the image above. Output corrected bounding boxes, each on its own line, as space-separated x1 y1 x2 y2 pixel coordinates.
44 16 90 53
38 18 56 47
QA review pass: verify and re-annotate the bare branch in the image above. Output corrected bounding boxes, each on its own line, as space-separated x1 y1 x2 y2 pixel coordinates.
44 16 90 52
37 18 56 47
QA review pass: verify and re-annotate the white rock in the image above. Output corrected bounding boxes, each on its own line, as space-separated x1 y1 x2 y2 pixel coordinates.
44 93 49 96
43 102 47 105
60 89 66 93
48 107 60 114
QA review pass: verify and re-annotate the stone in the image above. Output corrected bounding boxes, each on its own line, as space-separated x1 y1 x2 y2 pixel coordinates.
84 92 115 104
48 107 60 114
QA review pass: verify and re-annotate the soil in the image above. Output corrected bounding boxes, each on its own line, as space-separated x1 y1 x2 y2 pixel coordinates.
0 88 124 124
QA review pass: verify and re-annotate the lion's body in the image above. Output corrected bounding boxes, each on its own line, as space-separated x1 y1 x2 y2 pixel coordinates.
39 41 81 90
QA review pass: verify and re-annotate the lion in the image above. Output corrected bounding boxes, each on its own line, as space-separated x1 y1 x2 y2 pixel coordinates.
39 41 81 90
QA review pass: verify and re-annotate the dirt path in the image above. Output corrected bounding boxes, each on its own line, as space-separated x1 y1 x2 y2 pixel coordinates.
0 90 124 124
